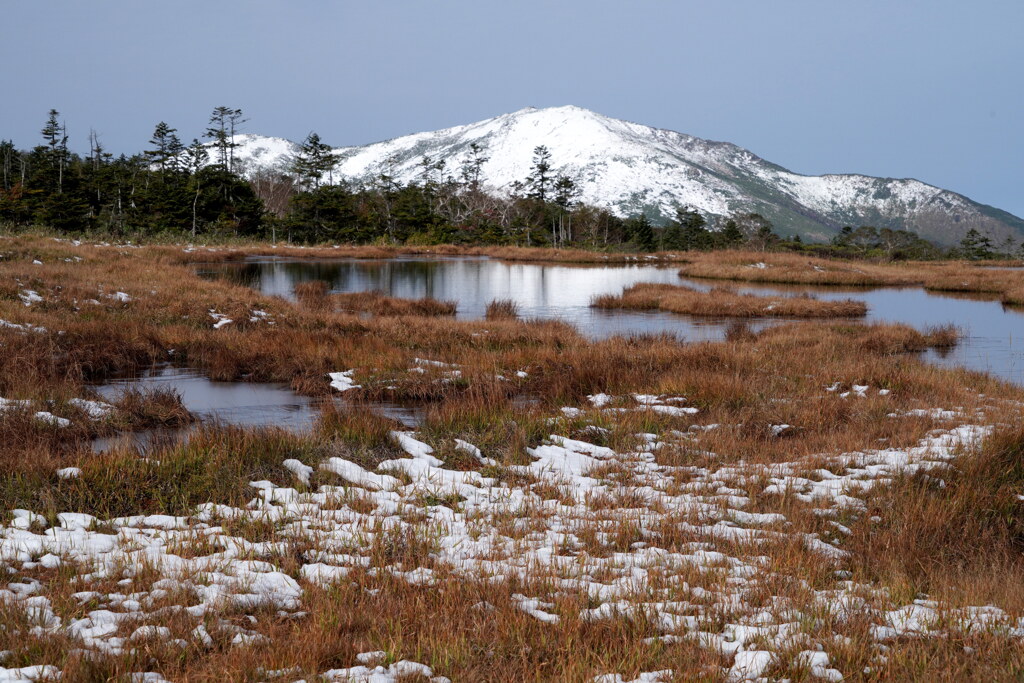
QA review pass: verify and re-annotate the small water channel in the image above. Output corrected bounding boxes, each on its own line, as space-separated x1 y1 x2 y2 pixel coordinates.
91 366 422 452
94 256 1024 451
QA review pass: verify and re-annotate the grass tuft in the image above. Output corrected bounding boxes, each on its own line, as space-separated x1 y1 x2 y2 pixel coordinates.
332 291 457 317
485 299 520 320
593 282 867 318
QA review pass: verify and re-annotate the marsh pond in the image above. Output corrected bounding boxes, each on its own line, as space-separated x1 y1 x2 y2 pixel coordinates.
92 255 1024 443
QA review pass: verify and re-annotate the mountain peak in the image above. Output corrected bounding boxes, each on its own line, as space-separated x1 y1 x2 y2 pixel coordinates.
231 108 1024 245
514 104 596 115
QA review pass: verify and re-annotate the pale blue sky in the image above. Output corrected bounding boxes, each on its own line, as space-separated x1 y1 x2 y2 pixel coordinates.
2 1 1021 216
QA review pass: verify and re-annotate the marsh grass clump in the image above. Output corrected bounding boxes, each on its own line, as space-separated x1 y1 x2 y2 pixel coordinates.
593 282 867 318
0 424 323 518
923 324 960 348
317 402 403 446
111 387 194 428
1001 286 1024 307
922 270 1017 294
846 424 1024 609
418 397 550 465
485 298 520 320
678 251 922 287
677 250 1024 302
852 322 961 355
332 291 456 317
0 322 164 391
316 402 408 466
294 280 332 311
0 410 95 478
724 319 757 342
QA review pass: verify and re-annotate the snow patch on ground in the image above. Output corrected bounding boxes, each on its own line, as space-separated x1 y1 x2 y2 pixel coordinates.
328 369 361 392
0 395 1019 680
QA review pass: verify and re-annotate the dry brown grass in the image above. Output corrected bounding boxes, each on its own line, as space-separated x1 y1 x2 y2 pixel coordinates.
151 241 691 267
593 283 867 318
113 387 196 428
332 291 457 317
293 279 332 311
294 280 457 318
676 250 1024 300
0 569 717 682
1001 286 1024 307
3 235 1024 681
846 423 1024 611
677 251 924 287
485 298 520 320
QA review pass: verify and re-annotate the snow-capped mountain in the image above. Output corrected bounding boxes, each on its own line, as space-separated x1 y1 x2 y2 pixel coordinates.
231 106 1023 245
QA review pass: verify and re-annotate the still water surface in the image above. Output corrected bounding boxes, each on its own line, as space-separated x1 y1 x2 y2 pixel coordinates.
92 366 422 451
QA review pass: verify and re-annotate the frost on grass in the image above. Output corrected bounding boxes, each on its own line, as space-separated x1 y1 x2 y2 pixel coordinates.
1 400 1022 679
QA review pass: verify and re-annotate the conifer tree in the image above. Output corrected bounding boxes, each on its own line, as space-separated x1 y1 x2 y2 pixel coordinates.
40 109 63 151
417 154 445 188
0 140 18 192
184 139 209 237
754 224 778 251
832 225 855 247
205 106 244 172
627 213 656 251
226 108 246 172
661 220 684 250
959 228 994 260
183 139 209 175
39 109 68 193
291 132 339 189
526 145 553 202
552 175 579 245
145 122 183 176
460 142 489 192
718 219 744 247
553 176 578 209
674 206 710 250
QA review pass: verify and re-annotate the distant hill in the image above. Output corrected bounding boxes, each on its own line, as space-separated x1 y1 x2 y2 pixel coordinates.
230 106 1024 245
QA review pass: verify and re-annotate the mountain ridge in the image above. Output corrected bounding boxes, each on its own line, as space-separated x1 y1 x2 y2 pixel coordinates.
230 106 1023 245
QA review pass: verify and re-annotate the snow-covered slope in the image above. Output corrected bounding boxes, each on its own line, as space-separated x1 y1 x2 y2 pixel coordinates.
231 106 1023 245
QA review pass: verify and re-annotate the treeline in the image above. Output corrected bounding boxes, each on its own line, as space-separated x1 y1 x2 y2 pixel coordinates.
278 141 790 251
0 109 261 236
0 108 1014 260
817 225 1017 261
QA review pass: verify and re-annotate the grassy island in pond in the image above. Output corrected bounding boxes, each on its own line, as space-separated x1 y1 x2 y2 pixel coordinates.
592 283 868 318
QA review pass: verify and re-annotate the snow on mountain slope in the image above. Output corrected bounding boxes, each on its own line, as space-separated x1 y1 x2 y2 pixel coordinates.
232 135 297 167
231 106 1024 245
